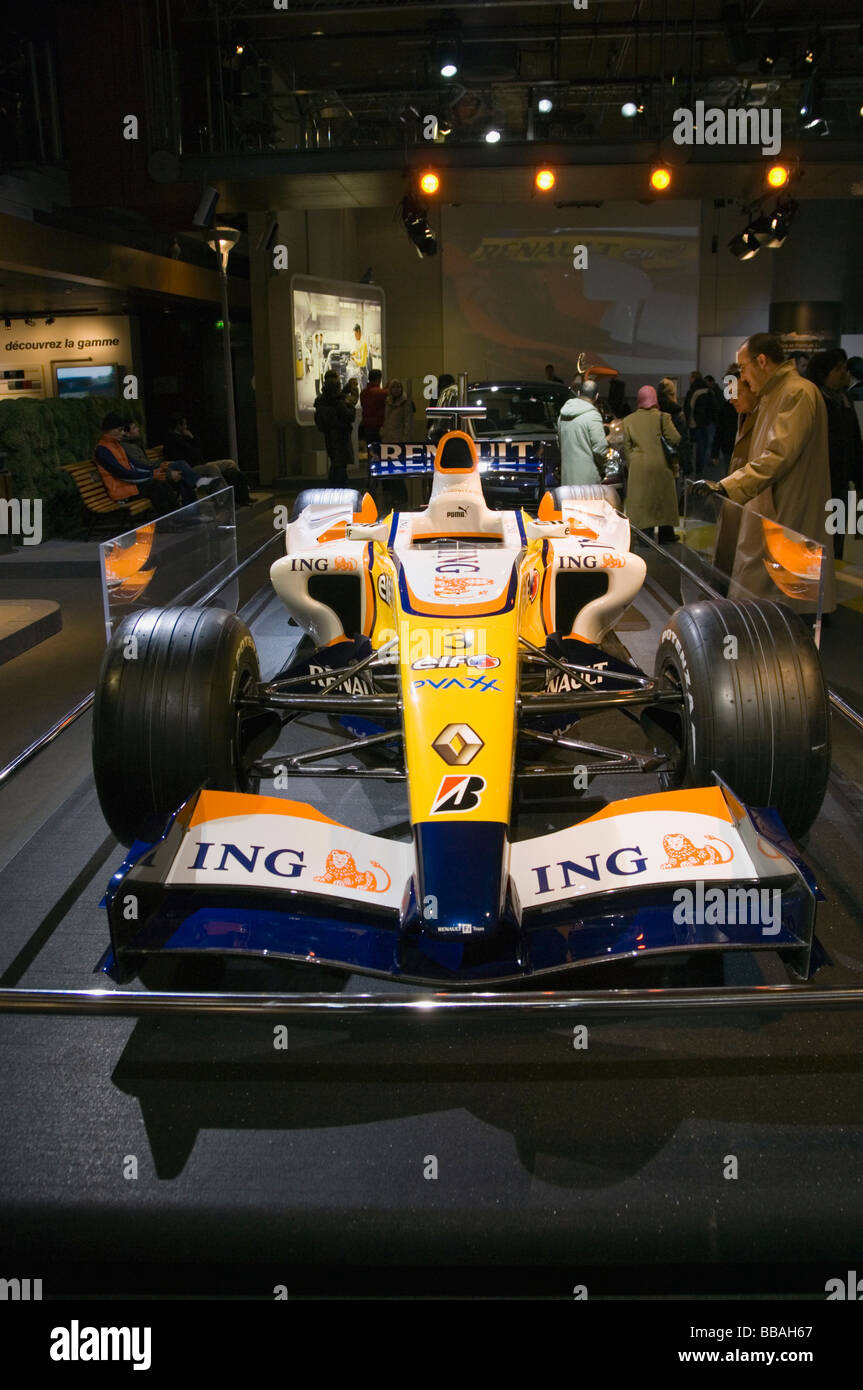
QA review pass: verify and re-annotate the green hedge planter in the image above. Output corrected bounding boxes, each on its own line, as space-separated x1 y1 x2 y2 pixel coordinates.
0 396 145 539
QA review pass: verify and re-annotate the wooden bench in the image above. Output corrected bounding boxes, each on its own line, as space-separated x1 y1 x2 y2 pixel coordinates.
63 446 166 538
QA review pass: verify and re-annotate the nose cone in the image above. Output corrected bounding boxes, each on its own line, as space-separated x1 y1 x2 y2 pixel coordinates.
414 821 507 938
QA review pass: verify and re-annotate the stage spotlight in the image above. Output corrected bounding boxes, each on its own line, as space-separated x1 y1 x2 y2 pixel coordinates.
535 168 556 192
621 101 638 118
419 171 440 195
537 97 553 114
748 214 776 245
45 316 55 325
767 163 789 189
650 165 672 192
763 203 795 248
401 194 438 258
729 228 761 260
435 26 461 79
484 126 502 144
800 75 825 126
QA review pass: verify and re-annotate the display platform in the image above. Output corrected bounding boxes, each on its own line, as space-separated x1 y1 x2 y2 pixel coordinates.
0 598 61 665
2 522 863 1297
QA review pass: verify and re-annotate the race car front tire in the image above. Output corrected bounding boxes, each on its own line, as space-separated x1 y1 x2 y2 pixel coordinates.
654 598 830 839
93 606 262 846
289 487 362 521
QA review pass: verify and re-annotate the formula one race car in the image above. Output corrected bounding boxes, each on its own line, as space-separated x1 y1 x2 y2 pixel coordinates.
92 427 830 986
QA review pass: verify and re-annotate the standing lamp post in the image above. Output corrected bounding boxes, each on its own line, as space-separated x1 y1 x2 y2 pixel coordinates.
206 226 241 465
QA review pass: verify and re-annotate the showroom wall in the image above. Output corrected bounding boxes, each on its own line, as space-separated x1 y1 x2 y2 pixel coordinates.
0 315 134 400
257 197 863 479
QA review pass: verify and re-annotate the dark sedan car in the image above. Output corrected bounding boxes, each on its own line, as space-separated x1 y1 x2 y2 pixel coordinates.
430 380 567 508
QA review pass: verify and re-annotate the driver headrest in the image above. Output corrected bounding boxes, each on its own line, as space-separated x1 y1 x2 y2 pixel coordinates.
435 433 476 473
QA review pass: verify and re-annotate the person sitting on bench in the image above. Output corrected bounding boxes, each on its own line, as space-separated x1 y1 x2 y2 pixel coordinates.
164 414 252 506
122 419 220 504
94 412 183 516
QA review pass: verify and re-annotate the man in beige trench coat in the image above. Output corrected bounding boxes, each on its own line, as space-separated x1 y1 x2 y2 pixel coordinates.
695 333 836 614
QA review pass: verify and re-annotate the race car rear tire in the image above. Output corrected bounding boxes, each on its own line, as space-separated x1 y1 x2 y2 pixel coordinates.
289 487 362 521
654 598 830 839
553 483 620 508
93 607 261 846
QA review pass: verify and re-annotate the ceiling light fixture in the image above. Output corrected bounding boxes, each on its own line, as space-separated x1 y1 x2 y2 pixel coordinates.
799 75 825 126
729 228 761 260
434 23 462 79
401 194 438 258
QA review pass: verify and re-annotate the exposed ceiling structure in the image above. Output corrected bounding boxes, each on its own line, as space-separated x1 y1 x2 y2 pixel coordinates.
164 0 863 157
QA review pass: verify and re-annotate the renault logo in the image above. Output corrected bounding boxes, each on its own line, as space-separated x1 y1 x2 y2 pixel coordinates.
432 722 484 766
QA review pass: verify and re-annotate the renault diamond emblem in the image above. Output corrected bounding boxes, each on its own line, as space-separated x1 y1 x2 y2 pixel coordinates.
432 722 484 766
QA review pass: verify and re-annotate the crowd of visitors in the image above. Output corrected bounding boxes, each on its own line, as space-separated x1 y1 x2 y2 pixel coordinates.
93 411 252 517
314 369 418 485
551 336 861 610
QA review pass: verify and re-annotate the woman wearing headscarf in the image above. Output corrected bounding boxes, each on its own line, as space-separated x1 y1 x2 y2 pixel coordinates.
805 350 863 557
380 378 416 443
621 384 680 542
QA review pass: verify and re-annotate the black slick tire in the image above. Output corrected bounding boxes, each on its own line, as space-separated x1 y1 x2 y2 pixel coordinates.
654 598 830 839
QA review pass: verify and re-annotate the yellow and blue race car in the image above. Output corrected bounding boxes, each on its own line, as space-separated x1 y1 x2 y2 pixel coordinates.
92 428 830 986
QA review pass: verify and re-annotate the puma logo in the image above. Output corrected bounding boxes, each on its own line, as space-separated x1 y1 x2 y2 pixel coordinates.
315 848 391 893
661 833 734 870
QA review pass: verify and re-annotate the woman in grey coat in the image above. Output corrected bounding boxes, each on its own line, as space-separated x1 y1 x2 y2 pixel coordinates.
621 384 680 541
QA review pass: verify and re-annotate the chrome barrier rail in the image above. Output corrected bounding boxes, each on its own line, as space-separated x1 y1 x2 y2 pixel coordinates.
2 985 863 1018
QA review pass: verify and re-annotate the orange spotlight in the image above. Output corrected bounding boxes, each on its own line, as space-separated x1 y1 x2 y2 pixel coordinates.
767 163 789 189
650 165 672 192
419 171 440 195
535 167 556 192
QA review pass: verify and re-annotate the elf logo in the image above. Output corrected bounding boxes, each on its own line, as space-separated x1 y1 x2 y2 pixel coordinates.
430 774 486 815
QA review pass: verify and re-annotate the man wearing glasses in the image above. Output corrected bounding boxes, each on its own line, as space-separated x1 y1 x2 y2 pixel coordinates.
691 332 835 613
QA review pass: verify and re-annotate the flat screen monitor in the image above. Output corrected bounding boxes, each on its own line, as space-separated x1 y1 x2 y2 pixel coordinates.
54 364 119 398
291 275 385 425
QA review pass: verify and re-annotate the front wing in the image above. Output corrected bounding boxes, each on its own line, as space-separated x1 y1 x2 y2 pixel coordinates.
102 785 817 985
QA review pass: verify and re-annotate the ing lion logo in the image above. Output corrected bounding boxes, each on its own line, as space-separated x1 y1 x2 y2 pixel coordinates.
315 848 391 893
661 833 734 870
601 552 626 568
